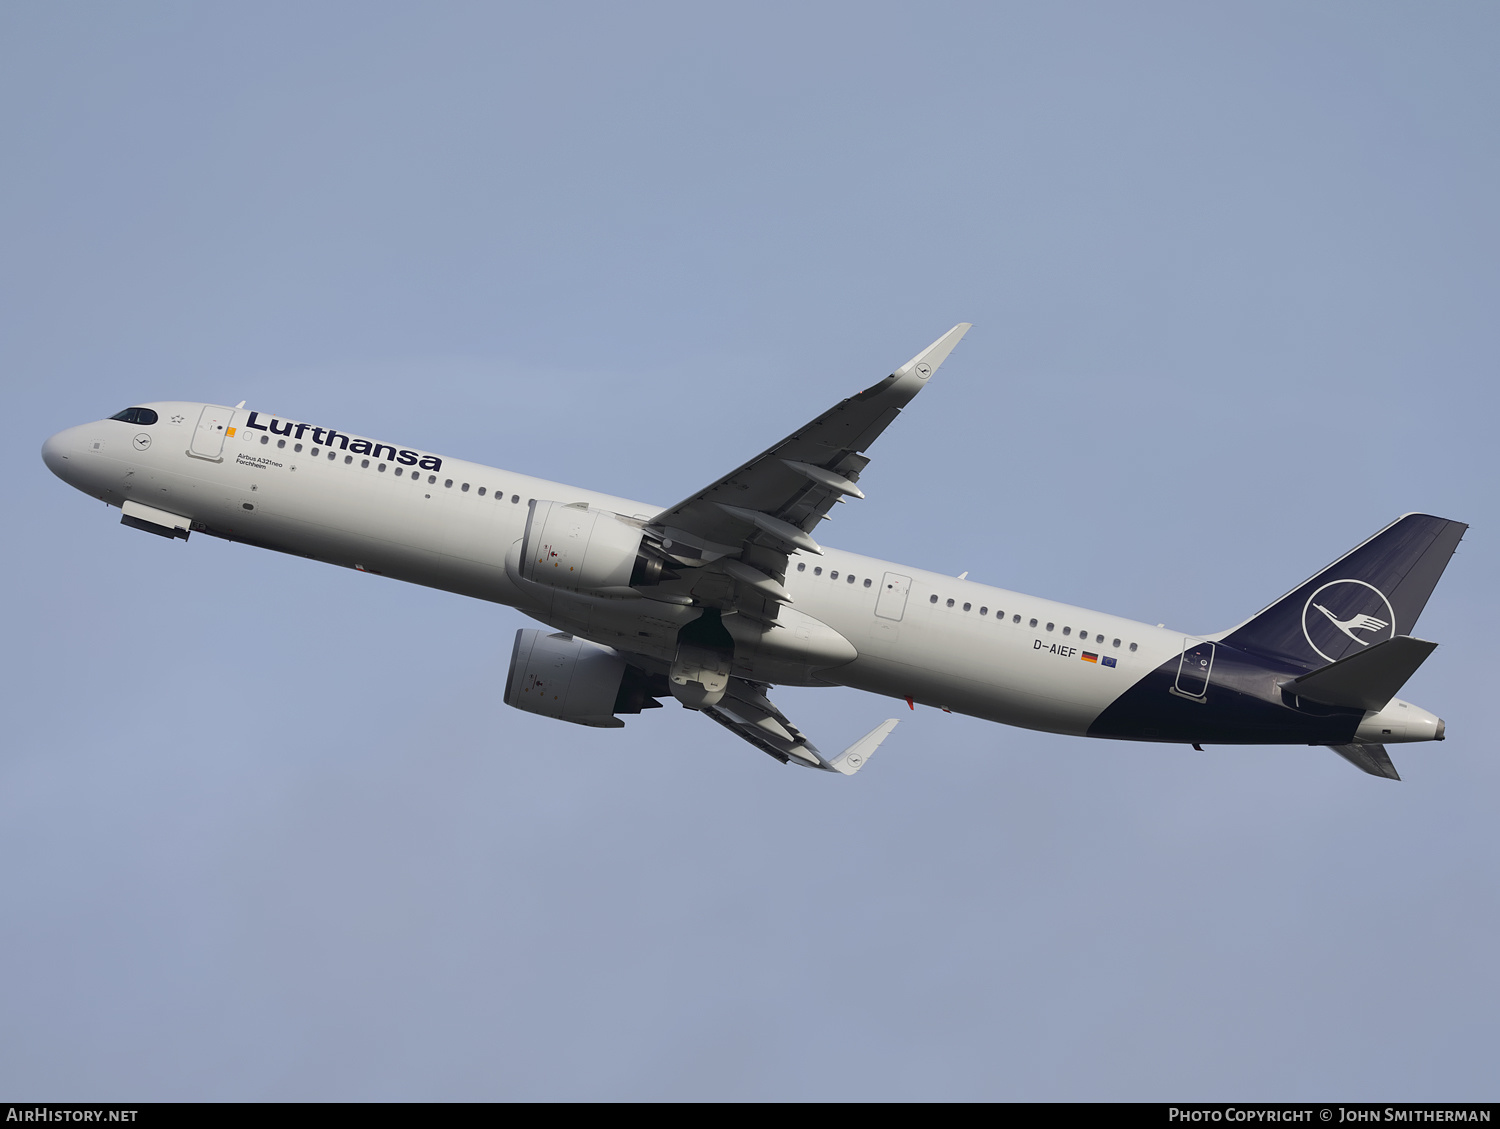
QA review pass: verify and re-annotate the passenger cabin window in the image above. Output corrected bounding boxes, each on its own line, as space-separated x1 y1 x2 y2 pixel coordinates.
863 578 872 588
830 571 839 580
1129 642 1138 652
963 602 971 612
1029 618 1038 628
1112 638 1121 648
276 439 286 449
361 458 370 468
109 407 158 425
946 598 955 608
461 483 470 492
797 563 806 572
979 606 987 615
1062 627 1071 636
814 567 823 576
261 436 269 445
478 487 486 496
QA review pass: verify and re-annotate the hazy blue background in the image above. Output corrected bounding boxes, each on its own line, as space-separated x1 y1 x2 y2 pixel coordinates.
3 1 1497 1101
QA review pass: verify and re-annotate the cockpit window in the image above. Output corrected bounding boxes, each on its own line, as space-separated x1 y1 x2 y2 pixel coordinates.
109 407 158 425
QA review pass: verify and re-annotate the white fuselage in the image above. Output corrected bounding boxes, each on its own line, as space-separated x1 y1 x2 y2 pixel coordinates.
40 402 1441 746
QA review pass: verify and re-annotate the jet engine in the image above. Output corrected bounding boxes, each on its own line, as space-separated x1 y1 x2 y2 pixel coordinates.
503 629 665 728
520 500 674 591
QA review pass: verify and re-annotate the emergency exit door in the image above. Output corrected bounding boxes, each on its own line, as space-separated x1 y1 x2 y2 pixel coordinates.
875 572 912 621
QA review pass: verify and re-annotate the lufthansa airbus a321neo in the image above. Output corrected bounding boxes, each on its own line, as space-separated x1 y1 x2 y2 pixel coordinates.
42 326 1465 780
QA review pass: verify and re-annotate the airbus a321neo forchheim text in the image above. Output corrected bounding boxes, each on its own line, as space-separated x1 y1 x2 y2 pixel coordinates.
43 326 1465 780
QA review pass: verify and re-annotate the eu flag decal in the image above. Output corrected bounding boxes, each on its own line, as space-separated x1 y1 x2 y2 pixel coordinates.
1101 655 1117 668
1081 652 1098 664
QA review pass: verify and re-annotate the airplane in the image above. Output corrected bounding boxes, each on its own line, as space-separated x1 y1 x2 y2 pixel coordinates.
41 325 1465 781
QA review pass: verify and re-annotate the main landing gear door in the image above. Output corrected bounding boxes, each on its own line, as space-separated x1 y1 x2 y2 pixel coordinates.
189 405 234 461
875 572 912 621
1173 638 1215 700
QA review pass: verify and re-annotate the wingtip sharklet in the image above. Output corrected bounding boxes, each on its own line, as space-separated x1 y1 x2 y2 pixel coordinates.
824 718 899 775
896 323 972 381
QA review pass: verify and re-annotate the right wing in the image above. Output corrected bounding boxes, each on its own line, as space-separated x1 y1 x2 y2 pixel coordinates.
702 677 898 775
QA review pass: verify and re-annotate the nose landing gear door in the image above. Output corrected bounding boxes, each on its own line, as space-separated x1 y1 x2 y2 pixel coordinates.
189 405 234 461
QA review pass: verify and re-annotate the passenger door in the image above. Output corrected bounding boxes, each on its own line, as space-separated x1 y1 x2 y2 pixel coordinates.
1174 638 1215 699
189 405 234 460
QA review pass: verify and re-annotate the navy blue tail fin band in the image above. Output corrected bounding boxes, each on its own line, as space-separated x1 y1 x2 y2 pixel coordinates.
1221 513 1467 671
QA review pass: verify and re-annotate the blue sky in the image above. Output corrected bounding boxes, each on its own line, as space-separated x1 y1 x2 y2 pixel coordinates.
3 1 1497 1099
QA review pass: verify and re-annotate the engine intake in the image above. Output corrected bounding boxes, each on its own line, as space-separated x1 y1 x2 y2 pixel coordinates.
503 630 665 728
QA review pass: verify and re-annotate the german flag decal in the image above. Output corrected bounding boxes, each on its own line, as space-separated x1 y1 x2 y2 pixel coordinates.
1081 652 1098 663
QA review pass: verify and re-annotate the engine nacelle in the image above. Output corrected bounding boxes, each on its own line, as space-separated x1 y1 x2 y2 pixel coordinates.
520 500 669 591
503 629 664 728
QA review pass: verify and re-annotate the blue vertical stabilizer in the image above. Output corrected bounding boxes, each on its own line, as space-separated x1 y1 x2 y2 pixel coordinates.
1221 514 1466 671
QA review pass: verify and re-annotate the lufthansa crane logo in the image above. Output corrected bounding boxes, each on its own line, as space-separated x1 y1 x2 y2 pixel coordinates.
1300 579 1397 663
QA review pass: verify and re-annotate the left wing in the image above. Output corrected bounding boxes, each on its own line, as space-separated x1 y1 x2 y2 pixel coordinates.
624 326 966 772
642 324 971 621
703 677 898 775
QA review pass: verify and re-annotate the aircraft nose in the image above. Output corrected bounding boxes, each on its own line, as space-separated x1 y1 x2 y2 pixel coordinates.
42 425 86 485
41 429 71 477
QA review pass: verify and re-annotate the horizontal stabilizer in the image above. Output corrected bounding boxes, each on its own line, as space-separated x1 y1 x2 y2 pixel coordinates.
1327 742 1401 781
1286 635 1437 712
